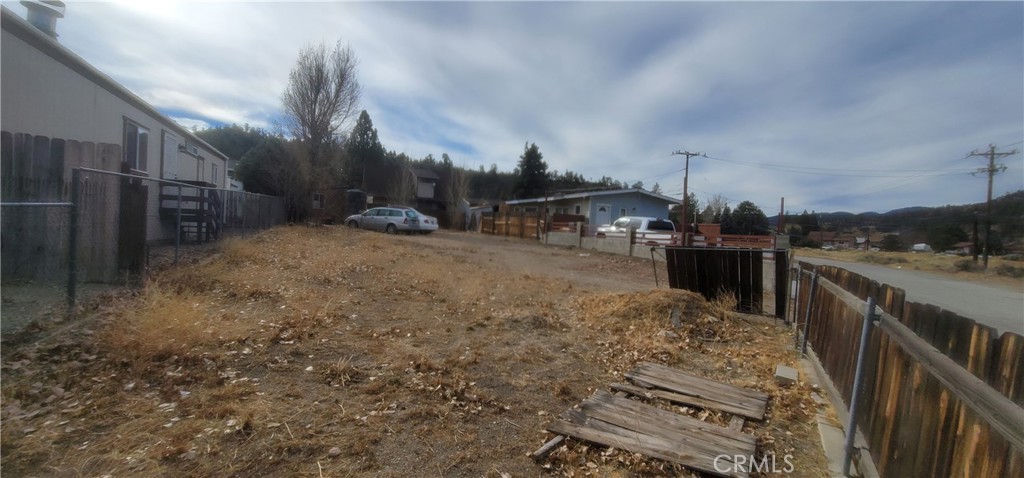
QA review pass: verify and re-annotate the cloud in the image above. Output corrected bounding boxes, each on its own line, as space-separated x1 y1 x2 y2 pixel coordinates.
13 1 1020 213
168 115 211 132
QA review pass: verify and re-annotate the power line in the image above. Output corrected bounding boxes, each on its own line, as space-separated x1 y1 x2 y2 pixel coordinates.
701 154 974 177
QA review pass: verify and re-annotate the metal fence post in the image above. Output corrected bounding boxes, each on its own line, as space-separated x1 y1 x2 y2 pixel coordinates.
67 168 80 311
843 296 878 477
175 185 182 264
800 270 819 354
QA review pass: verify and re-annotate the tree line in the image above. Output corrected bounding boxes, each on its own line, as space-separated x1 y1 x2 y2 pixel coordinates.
196 41 657 225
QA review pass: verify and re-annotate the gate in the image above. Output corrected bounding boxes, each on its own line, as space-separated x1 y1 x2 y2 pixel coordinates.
664 247 789 316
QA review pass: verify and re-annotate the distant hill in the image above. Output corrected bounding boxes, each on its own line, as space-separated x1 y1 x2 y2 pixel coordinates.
771 190 1024 252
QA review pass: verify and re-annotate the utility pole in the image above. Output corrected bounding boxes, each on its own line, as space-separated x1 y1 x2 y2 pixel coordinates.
671 150 702 242
967 144 1016 269
778 197 785 234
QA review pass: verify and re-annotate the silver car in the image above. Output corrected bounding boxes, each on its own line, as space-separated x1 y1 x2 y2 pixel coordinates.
346 206 437 234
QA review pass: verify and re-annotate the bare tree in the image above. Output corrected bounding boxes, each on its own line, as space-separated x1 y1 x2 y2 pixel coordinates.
282 41 361 171
706 194 729 221
446 166 471 230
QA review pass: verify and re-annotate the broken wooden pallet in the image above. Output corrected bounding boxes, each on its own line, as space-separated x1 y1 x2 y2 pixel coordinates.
545 390 755 478
623 361 769 420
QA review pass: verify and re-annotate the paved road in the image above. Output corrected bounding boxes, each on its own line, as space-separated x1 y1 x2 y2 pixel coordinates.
796 257 1024 336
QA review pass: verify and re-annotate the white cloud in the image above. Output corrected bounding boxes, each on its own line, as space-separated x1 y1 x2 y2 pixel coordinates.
11 0 1019 213
169 116 211 132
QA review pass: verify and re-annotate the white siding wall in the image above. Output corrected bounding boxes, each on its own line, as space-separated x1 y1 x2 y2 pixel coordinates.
0 27 226 187
2 20 228 245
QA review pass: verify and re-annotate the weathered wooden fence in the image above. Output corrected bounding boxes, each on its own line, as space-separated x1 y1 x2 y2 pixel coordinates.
794 261 1024 477
665 248 790 316
480 211 542 239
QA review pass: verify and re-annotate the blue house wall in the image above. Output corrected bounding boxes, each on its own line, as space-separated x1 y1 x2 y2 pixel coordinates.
586 191 675 225
506 189 678 226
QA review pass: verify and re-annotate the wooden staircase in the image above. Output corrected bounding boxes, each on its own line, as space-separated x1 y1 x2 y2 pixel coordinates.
159 181 223 243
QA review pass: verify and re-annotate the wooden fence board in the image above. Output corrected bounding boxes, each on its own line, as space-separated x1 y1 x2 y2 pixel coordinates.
994 333 1024 405
625 362 768 420
546 389 755 478
611 382 762 420
751 251 763 312
738 250 753 311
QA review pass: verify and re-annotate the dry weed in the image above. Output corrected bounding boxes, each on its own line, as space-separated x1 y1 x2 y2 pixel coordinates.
2 227 828 477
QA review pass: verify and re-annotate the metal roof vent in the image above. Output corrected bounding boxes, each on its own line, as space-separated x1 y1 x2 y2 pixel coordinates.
20 0 66 39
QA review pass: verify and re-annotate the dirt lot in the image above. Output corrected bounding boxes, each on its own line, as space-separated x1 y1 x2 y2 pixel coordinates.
2 227 828 477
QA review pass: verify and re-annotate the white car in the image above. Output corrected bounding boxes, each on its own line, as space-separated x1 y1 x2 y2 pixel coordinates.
345 206 437 234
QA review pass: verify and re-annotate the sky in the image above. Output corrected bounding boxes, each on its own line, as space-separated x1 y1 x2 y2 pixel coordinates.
6 1 1022 214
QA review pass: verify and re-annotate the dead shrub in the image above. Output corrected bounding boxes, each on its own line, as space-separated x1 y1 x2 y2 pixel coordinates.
321 355 364 387
98 287 220 370
994 263 1024 278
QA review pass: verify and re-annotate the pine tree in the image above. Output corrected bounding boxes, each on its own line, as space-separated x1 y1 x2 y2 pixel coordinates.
344 110 384 189
513 142 547 198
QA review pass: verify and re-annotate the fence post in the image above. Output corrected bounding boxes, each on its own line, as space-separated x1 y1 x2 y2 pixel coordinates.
241 194 247 236
843 296 878 477
221 189 227 236
775 250 789 321
790 265 802 326
175 185 182 264
67 168 80 311
800 270 818 355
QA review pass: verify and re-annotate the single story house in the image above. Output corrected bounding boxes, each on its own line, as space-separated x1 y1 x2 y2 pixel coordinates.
504 188 679 227
1 4 228 193
2 3 231 280
952 241 974 255
807 231 857 249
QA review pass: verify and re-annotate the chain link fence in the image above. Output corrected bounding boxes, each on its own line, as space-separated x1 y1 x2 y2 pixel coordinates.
1 167 285 332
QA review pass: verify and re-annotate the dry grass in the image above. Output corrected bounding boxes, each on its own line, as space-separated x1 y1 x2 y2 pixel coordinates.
794 247 1024 287
2 227 829 477
545 290 825 477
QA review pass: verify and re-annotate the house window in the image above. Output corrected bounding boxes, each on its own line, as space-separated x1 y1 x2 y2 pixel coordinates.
312 193 325 210
574 205 581 215
197 157 205 181
123 119 149 171
620 208 627 217
211 163 219 187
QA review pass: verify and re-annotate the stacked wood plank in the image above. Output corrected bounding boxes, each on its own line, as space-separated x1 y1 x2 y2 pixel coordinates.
621 362 769 420
540 362 769 478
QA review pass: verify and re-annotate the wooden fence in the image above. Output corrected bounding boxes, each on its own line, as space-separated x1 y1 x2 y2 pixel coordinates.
692 233 776 249
480 211 542 239
794 261 1024 477
665 248 790 316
